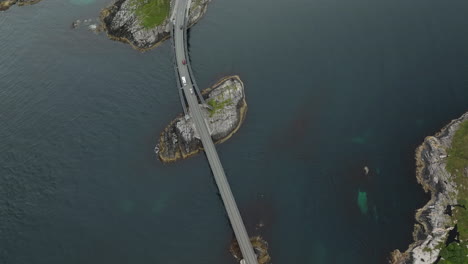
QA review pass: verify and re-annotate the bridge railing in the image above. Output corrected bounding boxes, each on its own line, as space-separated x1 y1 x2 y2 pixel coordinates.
182 10 210 108
170 24 188 116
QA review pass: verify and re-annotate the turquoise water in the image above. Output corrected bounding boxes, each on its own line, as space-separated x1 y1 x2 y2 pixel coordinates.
358 191 368 214
1 0 468 263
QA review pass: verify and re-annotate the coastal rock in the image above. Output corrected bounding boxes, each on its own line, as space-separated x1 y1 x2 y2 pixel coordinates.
71 19 81 29
187 0 210 26
390 112 468 264
0 0 41 11
101 0 210 51
157 76 247 163
230 236 271 264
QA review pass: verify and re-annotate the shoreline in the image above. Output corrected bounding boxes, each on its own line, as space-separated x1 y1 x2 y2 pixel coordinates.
99 6 171 52
157 75 247 163
100 0 210 52
0 0 42 11
390 112 468 264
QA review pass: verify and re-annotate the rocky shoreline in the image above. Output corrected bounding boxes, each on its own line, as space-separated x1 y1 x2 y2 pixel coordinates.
390 112 468 264
230 236 271 264
156 75 247 163
100 0 210 51
0 0 41 11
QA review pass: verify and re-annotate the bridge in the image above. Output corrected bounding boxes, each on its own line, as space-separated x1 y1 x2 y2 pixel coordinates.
169 1 259 264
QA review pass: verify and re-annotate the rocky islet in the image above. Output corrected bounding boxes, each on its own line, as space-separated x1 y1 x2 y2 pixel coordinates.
156 75 247 163
0 0 41 11
100 0 210 51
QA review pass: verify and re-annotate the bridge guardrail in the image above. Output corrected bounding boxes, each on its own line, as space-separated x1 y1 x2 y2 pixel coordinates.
182 12 209 108
170 24 188 115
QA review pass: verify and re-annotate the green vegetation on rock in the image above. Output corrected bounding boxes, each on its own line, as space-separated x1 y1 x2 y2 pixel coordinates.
447 120 468 180
440 120 468 262
131 0 170 29
438 241 468 264
207 98 233 117
193 0 202 8
447 120 468 240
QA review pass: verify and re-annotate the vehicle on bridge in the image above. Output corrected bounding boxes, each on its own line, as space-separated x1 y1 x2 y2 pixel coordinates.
182 59 186 65
181 76 187 86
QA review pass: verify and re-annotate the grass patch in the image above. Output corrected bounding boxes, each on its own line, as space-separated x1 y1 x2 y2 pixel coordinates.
438 120 468 263
131 0 170 29
439 241 468 264
207 98 233 117
192 0 202 9
447 120 468 240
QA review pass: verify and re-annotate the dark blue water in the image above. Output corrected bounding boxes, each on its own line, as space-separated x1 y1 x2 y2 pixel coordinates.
1 0 468 263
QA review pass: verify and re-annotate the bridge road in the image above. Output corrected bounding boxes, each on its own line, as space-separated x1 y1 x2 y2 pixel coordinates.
172 1 258 264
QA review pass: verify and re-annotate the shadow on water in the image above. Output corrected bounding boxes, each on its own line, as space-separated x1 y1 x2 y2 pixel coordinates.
265 93 328 162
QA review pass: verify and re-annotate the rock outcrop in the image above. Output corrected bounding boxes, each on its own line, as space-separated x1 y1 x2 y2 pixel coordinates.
156 75 247 163
230 236 271 264
390 112 468 264
101 0 210 51
0 0 41 11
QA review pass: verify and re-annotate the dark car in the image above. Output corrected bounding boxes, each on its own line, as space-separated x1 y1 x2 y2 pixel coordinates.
179 25 183 30
182 59 187 65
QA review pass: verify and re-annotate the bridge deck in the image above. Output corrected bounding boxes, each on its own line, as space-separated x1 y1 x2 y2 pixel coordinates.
170 1 258 264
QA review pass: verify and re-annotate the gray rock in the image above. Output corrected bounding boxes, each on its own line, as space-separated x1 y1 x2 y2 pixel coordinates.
71 19 81 29
0 0 41 11
101 0 211 50
390 112 468 264
157 76 247 162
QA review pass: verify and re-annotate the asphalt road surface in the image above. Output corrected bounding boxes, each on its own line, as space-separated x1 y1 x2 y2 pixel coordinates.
172 1 258 263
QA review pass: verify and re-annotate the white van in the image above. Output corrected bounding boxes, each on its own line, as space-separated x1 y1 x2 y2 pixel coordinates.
181 76 187 86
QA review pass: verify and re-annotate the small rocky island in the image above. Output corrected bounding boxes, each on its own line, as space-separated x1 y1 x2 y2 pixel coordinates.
390 112 468 264
230 236 271 264
101 0 210 50
0 0 41 11
156 76 247 163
